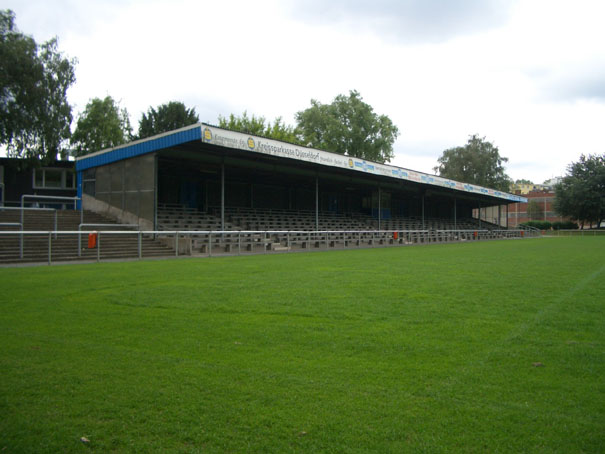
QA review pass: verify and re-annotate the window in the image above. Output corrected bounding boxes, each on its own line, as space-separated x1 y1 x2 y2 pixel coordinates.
32 168 76 190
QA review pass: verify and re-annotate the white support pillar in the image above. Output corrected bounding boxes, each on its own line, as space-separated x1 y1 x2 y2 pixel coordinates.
315 175 319 231
378 186 381 231
221 161 225 231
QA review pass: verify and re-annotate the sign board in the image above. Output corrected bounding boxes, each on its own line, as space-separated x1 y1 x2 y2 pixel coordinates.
200 124 526 203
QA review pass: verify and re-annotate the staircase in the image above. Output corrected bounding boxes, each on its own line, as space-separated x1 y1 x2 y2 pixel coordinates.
0 209 174 264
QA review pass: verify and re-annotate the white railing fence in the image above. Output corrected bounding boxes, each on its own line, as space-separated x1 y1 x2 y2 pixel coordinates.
0 228 542 265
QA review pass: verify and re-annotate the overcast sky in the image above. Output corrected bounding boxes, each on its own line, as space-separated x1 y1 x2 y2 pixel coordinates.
5 0 605 183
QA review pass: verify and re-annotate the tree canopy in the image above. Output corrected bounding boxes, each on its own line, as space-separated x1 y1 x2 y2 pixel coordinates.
433 135 512 191
71 96 132 157
138 101 199 139
295 90 399 163
554 153 604 228
515 179 533 185
1 10 76 162
217 112 300 144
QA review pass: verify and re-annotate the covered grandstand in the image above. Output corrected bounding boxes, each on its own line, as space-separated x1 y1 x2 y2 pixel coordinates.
68 123 529 255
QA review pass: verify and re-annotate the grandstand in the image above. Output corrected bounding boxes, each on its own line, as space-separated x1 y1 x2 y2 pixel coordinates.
0 123 530 263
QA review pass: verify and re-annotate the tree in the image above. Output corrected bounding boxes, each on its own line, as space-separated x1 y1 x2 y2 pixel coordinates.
526 199 543 221
217 111 300 143
137 101 199 139
554 153 605 228
295 90 399 163
433 135 512 191
515 179 533 184
0 10 76 162
71 96 132 157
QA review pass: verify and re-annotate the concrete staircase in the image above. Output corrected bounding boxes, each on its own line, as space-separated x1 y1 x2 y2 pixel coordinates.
0 209 174 264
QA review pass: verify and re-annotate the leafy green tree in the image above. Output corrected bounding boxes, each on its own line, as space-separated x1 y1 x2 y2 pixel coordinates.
433 135 512 191
554 153 604 228
218 111 300 143
71 96 132 157
515 179 533 184
295 90 399 163
138 101 199 139
526 199 543 220
0 10 76 162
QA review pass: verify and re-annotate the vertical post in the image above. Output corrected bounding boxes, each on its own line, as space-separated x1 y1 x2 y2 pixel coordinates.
138 231 142 259
48 231 52 266
20 222 23 260
315 175 319 231
54 210 58 239
221 161 225 231
454 198 457 230
97 232 100 262
421 195 425 230
153 154 158 231
506 204 509 229
78 226 82 257
498 205 502 228
209 233 212 257
478 201 482 228
238 231 241 255
378 186 381 231
175 231 179 257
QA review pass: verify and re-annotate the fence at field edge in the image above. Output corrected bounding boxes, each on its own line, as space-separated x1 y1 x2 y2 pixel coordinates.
0 228 541 265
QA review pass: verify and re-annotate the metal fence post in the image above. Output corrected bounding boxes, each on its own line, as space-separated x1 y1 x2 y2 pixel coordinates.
97 232 101 262
138 231 142 259
175 231 179 257
209 233 212 257
48 231 52 265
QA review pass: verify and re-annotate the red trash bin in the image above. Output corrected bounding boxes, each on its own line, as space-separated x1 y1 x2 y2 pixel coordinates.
393 231 398 240
88 231 97 249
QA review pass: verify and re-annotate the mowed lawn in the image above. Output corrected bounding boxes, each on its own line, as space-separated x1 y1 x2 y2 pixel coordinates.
1 237 604 453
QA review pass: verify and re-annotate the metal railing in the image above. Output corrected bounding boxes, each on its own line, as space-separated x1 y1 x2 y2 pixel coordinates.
0 228 540 266
21 194 82 227
547 229 605 237
77 223 140 256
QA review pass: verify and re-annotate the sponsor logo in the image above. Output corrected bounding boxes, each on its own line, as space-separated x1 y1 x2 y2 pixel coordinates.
203 128 212 142
247 137 255 150
348 158 354 168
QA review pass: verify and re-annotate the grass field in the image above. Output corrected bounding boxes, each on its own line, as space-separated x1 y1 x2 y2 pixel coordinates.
1 237 604 453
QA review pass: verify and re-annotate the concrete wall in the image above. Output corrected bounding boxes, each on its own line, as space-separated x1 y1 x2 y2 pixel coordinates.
82 153 156 229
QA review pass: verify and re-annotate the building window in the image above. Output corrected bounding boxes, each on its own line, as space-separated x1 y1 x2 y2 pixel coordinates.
32 168 76 190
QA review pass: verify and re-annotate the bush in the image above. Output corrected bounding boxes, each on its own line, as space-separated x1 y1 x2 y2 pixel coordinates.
551 221 579 230
520 221 552 230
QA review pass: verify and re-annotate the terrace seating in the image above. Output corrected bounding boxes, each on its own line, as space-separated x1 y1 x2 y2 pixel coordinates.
153 205 513 255
0 208 173 264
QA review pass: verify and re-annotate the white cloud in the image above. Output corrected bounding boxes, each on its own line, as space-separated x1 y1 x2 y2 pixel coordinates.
3 0 605 183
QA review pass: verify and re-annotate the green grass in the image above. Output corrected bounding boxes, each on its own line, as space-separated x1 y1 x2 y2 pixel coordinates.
1 237 604 453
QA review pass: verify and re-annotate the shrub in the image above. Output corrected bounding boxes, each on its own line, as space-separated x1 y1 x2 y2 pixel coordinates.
520 221 552 230
551 221 579 230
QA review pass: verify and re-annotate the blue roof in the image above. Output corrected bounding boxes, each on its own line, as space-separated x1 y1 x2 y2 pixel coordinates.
75 125 201 171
